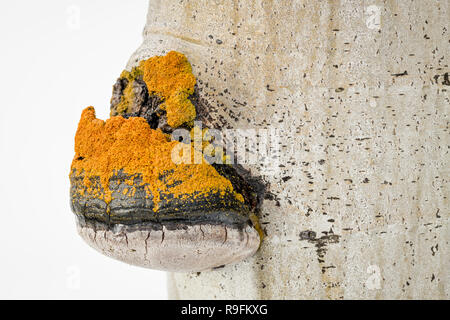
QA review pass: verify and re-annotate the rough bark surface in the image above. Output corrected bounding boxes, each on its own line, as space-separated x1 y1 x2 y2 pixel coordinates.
127 0 448 299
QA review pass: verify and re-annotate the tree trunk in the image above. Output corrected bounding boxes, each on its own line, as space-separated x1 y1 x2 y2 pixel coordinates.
128 0 448 299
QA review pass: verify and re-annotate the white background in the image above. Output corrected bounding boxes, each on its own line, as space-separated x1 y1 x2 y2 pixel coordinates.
0 0 168 299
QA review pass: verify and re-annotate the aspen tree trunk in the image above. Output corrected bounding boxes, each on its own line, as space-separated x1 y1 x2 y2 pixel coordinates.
128 0 448 299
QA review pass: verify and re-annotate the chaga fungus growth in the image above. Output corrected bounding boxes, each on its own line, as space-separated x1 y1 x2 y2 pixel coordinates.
69 51 262 272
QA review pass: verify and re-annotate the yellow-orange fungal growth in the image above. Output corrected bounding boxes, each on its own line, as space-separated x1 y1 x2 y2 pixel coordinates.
140 51 197 128
70 107 243 209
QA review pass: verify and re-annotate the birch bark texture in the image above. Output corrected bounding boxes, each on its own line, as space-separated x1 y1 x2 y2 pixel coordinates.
127 0 449 299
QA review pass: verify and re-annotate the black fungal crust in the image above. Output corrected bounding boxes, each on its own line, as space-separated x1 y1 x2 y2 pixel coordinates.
212 163 266 216
70 169 252 228
110 78 128 109
76 212 250 234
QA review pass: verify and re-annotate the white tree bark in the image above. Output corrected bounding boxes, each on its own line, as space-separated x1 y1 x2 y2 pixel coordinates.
128 0 448 299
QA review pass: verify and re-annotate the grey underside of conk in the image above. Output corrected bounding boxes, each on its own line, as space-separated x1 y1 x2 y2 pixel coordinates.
126 0 449 299
76 218 259 272
70 171 261 272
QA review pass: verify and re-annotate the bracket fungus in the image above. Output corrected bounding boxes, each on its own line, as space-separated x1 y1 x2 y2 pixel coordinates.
70 51 262 272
